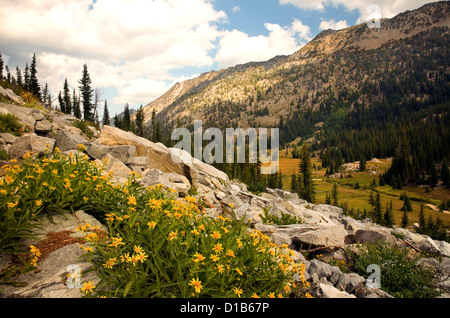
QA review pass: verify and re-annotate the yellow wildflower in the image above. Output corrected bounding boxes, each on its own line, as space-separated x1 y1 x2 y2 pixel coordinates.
211 231 221 239
251 293 260 298
233 287 243 298
210 254 220 262
217 264 225 274
109 237 125 247
212 243 223 254
192 252 205 263
127 195 137 206
7 201 18 208
189 278 203 294
81 281 96 295
147 221 157 229
168 231 178 241
226 249 235 258
103 258 117 269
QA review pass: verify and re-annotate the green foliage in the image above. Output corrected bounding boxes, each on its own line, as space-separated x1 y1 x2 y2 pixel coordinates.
0 113 23 136
247 182 266 195
0 150 309 298
73 119 94 139
350 242 441 298
260 207 302 226
82 191 308 298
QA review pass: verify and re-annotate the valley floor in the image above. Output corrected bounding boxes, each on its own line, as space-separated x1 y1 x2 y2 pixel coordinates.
277 153 450 229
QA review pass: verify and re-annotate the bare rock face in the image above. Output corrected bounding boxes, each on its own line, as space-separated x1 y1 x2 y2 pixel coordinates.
0 211 105 298
96 126 228 186
8 133 55 159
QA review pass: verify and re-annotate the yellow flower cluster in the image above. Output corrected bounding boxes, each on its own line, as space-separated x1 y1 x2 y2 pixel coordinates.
29 245 41 267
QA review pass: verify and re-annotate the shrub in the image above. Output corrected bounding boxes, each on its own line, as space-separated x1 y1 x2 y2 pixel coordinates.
21 92 44 110
73 120 95 139
0 113 23 136
0 146 108 251
261 207 302 226
81 186 309 298
349 242 441 298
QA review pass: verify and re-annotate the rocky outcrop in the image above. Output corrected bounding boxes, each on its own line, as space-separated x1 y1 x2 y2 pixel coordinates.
1 98 449 298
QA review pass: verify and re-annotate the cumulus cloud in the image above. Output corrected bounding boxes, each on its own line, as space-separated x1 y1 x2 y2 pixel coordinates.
0 0 226 113
279 0 435 21
319 19 349 30
214 20 312 69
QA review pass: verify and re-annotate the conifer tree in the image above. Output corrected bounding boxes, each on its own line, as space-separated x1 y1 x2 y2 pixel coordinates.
401 192 413 212
135 105 144 137
331 182 339 206
73 89 82 119
383 201 394 227
63 78 72 115
15 66 22 87
290 174 297 193
0 52 3 80
298 144 315 203
58 91 65 113
123 103 131 131
102 100 110 126
24 62 30 91
401 209 409 228
374 191 383 224
78 64 94 122
440 158 449 187
418 203 426 231
29 53 40 99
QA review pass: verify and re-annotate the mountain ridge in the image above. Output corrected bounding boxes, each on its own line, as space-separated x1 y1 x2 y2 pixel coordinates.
142 1 450 130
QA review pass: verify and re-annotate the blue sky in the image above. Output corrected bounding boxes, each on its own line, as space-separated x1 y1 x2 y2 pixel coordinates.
0 0 435 117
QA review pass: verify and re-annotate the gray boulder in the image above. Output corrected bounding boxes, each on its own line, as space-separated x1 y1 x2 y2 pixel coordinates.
55 130 90 152
35 119 52 134
8 134 55 159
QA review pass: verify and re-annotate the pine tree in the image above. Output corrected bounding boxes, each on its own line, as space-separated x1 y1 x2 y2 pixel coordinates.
73 89 82 119
5 65 10 83
298 144 315 203
359 156 366 171
24 62 30 91
15 66 22 87
29 53 40 99
123 103 131 131
277 172 283 189
63 78 72 115
374 191 383 224
401 209 409 228
135 105 144 137
0 52 3 80
58 91 65 113
441 158 449 187
331 182 339 206
401 192 413 212
383 201 394 227
41 83 48 106
291 174 297 193
102 100 110 126
418 203 426 231
154 120 162 143
78 64 94 122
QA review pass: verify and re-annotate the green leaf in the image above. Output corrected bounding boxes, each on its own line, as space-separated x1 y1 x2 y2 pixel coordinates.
123 280 134 297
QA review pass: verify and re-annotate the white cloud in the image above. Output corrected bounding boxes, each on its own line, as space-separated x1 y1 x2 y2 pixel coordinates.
319 19 349 30
233 6 241 13
0 0 227 113
215 20 312 69
279 0 435 22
